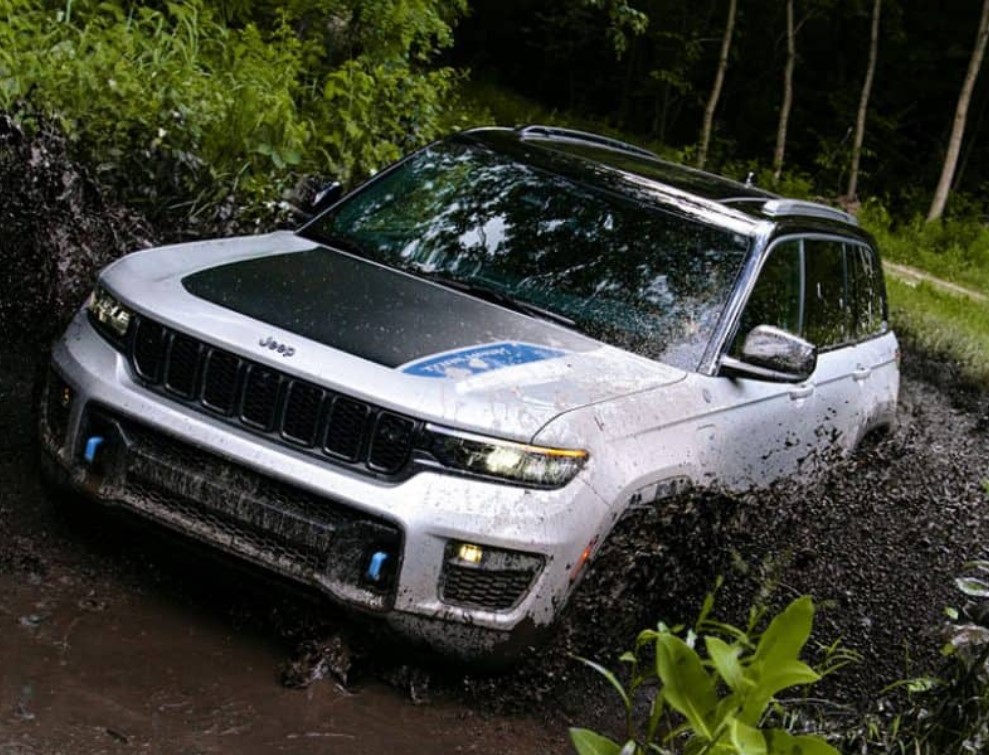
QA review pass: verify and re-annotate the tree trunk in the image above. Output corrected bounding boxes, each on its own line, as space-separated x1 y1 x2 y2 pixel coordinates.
772 0 796 182
846 0 881 202
697 0 737 170
927 0 989 221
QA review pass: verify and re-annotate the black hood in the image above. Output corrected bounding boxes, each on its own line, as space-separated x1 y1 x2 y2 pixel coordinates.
182 247 591 368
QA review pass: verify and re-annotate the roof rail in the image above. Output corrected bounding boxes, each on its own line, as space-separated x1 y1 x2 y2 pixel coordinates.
760 198 858 226
517 125 659 160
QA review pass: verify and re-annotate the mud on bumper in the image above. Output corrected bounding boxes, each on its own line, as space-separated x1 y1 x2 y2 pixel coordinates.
38 368 550 659
40 370 404 613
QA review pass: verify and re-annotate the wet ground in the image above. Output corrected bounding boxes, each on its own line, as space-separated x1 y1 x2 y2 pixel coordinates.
1 343 988 753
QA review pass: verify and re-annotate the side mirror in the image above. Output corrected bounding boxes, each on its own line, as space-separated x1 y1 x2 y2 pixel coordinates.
310 181 344 216
720 325 817 383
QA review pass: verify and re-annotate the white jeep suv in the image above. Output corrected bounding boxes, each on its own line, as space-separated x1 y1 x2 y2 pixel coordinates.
39 126 899 657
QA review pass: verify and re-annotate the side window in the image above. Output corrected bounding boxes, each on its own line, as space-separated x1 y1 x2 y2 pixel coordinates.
803 238 849 349
847 243 886 338
731 239 803 355
732 236 883 359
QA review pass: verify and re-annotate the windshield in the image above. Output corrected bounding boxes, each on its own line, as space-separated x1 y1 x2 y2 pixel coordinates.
301 139 752 370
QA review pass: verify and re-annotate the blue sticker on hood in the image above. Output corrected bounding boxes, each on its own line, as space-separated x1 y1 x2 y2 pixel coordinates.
400 342 568 378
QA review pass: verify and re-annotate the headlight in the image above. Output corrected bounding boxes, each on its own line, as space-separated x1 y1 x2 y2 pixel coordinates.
87 285 133 345
419 425 588 488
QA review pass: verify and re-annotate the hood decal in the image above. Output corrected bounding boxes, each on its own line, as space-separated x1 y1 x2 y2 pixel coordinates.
181 247 593 368
400 342 568 379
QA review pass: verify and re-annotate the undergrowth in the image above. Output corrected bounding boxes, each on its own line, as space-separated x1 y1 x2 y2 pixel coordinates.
0 0 467 234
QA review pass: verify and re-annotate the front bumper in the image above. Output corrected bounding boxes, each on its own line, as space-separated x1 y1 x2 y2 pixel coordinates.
42 310 610 655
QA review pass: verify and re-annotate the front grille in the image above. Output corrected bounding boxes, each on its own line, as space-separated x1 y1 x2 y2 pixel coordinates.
124 315 417 477
88 409 403 609
125 476 326 574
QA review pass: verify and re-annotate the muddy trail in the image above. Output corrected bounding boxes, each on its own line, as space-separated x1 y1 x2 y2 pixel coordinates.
1 343 987 753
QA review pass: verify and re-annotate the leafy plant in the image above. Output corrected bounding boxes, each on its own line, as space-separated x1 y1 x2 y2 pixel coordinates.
841 559 989 754
569 592 839 754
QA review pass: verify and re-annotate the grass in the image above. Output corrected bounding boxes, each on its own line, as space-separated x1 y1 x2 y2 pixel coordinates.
887 277 989 384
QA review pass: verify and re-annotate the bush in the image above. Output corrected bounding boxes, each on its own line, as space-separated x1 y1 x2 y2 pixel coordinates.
0 0 467 233
860 199 989 293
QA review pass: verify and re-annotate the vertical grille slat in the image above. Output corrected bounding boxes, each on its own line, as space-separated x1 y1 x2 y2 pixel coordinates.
164 335 203 399
241 365 282 430
132 317 166 382
202 350 241 415
125 317 416 477
368 413 416 474
282 382 324 446
324 397 369 462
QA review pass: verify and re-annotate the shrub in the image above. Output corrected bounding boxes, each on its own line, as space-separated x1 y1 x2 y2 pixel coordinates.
0 0 467 232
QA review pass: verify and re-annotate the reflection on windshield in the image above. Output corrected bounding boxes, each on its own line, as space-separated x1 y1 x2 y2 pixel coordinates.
303 140 752 370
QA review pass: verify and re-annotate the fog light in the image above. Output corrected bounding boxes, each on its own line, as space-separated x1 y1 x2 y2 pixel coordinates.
457 543 484 565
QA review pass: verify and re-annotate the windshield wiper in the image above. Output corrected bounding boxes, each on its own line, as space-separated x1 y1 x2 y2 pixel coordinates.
409 269 577 329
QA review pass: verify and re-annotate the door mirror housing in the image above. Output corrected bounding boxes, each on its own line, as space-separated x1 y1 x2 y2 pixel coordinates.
720 325 817 383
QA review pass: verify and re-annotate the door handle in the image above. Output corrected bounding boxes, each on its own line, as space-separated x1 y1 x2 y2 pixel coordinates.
789 384 814 400
853 366 872 382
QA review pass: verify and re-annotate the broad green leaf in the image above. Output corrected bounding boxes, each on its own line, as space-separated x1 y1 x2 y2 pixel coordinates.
655 634 717 740
764 729 839 755
741 660 820 724
753 597 815 669
569 728 623 755
728 717 767 755
706 636 745 691
575 656 631 710
760 660 821 693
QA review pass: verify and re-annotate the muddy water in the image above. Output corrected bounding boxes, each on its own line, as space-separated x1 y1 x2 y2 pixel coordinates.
1 573 560 754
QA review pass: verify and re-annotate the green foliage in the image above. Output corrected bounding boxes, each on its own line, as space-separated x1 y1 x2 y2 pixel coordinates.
0 1 311 213
584 0 649 58
0 0 466 229
885 278 989 385
569 594 839 755
860 199 989 294
843 561 989 754
318 58 460 184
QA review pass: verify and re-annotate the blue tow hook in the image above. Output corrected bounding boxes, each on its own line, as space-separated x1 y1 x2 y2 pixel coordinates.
366 551 390 583
83 436 105 465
